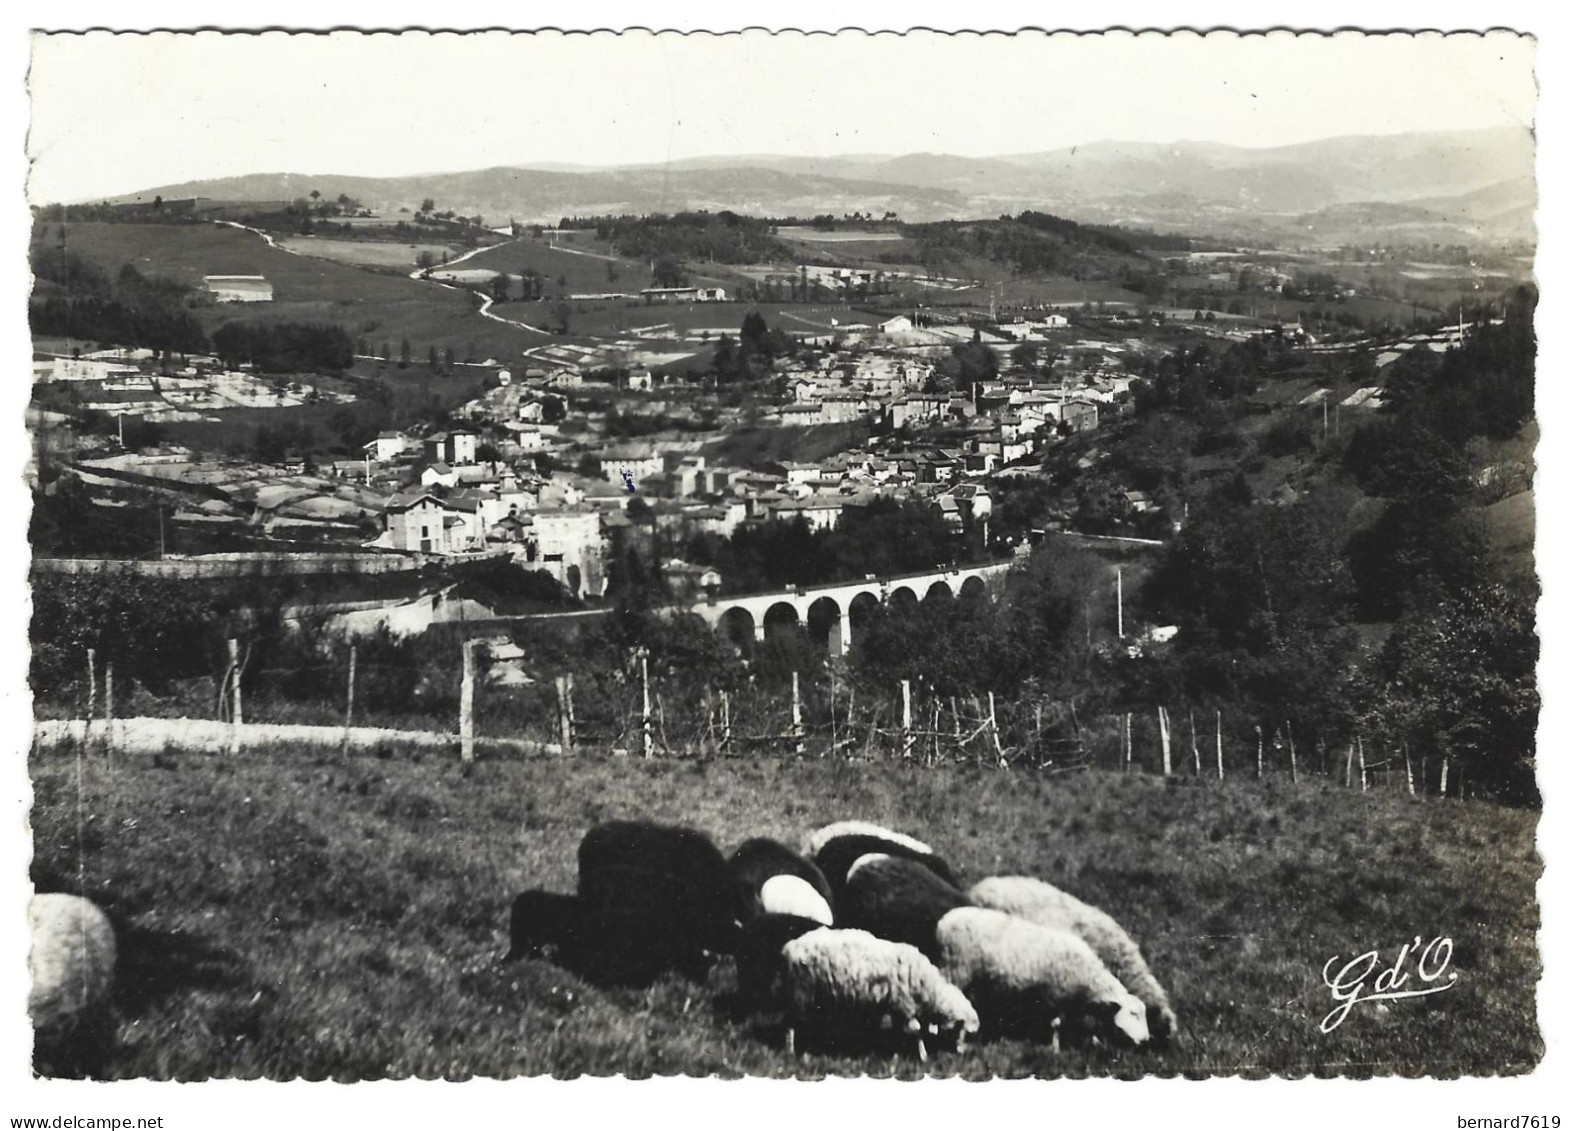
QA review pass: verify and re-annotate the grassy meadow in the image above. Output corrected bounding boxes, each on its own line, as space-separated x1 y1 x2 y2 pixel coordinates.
454 235 658 295
42 222 548 364
273 236 458 269
29 739 1540 1080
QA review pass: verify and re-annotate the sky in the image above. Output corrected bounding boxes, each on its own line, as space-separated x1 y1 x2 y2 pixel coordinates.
25 26 1538 203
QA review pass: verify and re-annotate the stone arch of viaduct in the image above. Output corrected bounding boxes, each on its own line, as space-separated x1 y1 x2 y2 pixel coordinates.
680 560 1015 655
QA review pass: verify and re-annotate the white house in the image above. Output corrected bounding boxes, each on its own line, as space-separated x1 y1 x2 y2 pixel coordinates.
424 428 478 467
364 431 412 462
880 315 914 335
379 489 482 554
532 508 605 597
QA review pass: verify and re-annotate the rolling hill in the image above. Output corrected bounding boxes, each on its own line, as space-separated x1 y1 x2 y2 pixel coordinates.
100 127 1535 244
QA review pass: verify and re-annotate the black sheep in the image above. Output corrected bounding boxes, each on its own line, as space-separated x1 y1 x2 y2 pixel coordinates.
503 889 709 986
728 837 835 925
806 821 963 896
733 912 828 1007
837 854 973 961
577 820 747 956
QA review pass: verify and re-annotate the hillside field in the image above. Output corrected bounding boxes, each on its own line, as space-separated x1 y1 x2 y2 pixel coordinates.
36 222 551 365
454 235 659 294
273 236 457 269
29 740 1539 1080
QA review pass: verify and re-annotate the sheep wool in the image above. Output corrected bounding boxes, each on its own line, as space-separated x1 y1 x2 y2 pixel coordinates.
759 875 834 926
805 821 963 893
29 894 117 1032
934 907 1150 1048
779 926 979 1058
504 888 711 986
803 820 937 860
577 820 745 955
837 853 971 961
729 837 835 924
968 876 1177 1043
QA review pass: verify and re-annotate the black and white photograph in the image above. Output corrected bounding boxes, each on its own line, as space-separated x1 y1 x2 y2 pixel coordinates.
6 7 1561 1127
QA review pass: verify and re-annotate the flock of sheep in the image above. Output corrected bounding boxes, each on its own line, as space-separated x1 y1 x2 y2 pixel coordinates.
26 817 1175 1074
507 818 1177 1061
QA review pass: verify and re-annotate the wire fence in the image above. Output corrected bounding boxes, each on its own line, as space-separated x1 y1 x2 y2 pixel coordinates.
38 637 1481 802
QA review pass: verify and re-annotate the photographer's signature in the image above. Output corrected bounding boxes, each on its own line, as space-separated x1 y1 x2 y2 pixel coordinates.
1320 935 1458 1032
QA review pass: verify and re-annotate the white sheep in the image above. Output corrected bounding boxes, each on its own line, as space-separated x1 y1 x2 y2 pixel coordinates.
775 925 980 1060
803 820 938 859
968 875 1177 1043
759 874 834 926
29 893 118 1075
803 820 962 893
934 907 1150 1049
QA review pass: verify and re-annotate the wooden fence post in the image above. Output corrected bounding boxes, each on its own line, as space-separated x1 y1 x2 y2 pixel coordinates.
459 638 476 763
1357 735 1367 791
342 645 357 760
989 692 1005 766
928 699 940 766
827 669 836 760
557 673 575 755
1158 706 1171 776
227 638 243 757
1286 719 1298 784
792 670 804 757
1344 743 1354 789
84 649 97 740
1255 724 1264 780
102 660 115 755
720 690 731 755
1421 755 1428 797
1215 709 1224 782
1123 712 1132 772
900 680 913 760
1189 710 1201 777
1403 744 1414 798
640 649 653 760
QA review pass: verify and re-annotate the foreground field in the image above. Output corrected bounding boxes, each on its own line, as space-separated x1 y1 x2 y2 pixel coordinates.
29 741 1540 1080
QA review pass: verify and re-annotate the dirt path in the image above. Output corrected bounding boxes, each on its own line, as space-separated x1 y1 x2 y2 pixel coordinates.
34 717 561 758
213 221 552 336
407 241 554 335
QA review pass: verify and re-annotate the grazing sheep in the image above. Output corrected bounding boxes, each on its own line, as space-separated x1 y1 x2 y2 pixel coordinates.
742 917 979 1060
837 854 972 961
804 820 962 893
729 837 835 925
577 820 747 955
504 889 709 986
734 912 827 1006
757 875 834 926
29 893 117 1077
968 875 1177 1044
933 907 1150 1049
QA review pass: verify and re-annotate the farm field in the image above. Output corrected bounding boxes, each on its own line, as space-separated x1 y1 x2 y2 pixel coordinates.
560 300 871 340
29 741 1540 1080
450 235 659 295
273 236 458 269
1169 278 1441 327
775 227 908 243
37 222 550 366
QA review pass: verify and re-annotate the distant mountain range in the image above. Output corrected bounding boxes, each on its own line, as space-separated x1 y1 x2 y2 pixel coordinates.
109 127 1535 246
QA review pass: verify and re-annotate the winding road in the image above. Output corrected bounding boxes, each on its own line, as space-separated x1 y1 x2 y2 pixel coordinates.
213 220 553 335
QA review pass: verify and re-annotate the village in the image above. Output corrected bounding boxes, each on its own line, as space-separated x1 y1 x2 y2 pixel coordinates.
34 264 1480 637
